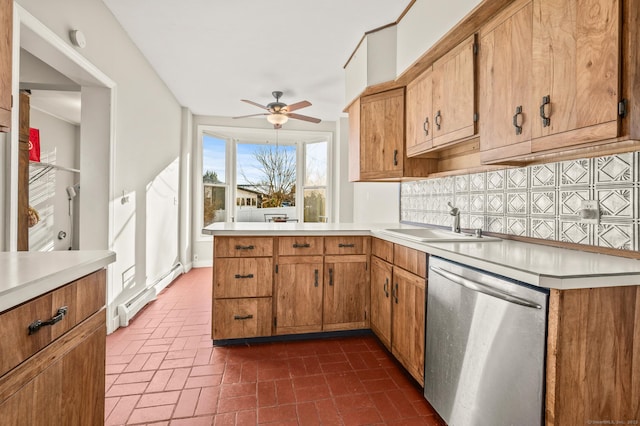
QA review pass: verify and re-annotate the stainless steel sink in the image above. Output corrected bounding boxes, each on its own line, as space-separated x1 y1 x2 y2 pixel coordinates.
379 228 500 242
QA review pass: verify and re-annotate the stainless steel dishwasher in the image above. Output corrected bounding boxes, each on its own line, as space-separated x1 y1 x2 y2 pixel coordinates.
425 257 548 426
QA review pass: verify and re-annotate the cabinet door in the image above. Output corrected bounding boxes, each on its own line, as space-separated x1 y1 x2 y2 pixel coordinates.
323 255 369 331
370 256 392 350
391 267 426 386
275 256 324 334
479 2 533 163
360 88 405 179
432 35 477 148
406 68 434 156
0 0 12 132
531 0 620 151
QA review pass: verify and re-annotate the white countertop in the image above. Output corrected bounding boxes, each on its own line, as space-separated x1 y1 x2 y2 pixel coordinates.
204 222 640 290
0 250 116 313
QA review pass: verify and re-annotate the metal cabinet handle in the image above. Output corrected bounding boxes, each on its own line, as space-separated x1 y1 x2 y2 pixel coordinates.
235 245 254 250
435 110 442 130
383 278 389 297
314 269 319 287
423 117 429 136
233 314 254 320
329 268 334 286
28 307 68 335
338 243 355 248
539 95 550 127
512 105 523 135
394 283 399 304
293 243 310 248
393 149 398 166
234 273 254 279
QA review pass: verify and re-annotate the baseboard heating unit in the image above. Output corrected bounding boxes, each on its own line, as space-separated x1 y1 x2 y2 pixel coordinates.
117 262 183 327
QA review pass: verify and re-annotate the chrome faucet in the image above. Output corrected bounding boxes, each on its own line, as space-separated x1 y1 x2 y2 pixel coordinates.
448 201 461 233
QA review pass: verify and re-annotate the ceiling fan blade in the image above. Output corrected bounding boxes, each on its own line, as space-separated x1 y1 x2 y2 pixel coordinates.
288 113 321 123
232 113 269 119
286 100 312 112
241 99 269 110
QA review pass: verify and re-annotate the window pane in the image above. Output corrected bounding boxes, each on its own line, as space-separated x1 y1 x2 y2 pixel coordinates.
203 185 226 226
203 135 226 184
305 141 327 186
237 144 296 222
203 135 226 225
304 188 326 223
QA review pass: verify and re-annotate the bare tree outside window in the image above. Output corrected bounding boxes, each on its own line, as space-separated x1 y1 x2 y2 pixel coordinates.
239 145 296 208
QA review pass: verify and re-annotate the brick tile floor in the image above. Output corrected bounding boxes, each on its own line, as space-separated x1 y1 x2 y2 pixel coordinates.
105 267 445 425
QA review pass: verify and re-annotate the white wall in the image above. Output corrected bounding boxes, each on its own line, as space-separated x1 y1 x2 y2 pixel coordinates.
353 182 399 223
396 0 482 74
15 0 183 332
28 108 79 251
335 117 353 223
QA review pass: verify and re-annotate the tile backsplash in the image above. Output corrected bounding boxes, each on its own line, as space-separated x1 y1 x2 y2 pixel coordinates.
400 152 639 251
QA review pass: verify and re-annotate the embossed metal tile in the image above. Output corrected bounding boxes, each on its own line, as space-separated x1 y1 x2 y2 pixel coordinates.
560 190 590 216
487 170 505 191
531 164 557 187
560 159 590 186
597 154 633 184
507 168 528 190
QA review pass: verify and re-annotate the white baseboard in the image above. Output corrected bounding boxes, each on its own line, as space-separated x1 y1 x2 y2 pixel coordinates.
193 259 213 268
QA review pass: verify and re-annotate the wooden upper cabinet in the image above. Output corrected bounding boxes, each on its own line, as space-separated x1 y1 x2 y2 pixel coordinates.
350 88 435 181
431 35 477 149
531 0 621 152
406 68 434 156
360 88 405 179
479 2 534 163
0 0 12 132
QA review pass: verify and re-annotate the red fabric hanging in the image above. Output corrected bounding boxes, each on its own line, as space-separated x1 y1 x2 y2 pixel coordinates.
29 128 40 162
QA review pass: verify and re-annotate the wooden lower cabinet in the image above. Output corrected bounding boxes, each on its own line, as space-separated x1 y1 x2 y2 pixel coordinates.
323 255 369 331
275 255 324 334
0 270 107 426
370 256 393 349
370 239 427 386
213 298 272 339
545 285 640 426
391 267 426 386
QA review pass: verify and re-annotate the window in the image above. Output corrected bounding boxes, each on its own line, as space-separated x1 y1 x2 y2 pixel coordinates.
202 135 228 226
303 141 328 222
199 126 332 231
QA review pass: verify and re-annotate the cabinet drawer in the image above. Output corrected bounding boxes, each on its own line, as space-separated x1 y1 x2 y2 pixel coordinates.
213 298 272 339
393 244 427 278
372 238 394 263
214 258 273 298
0 270 105 378
278 236 324 256
324 236 369 255
214 237 273 258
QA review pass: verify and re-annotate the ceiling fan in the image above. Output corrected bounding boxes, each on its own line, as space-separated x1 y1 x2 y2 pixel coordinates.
233 91 321 129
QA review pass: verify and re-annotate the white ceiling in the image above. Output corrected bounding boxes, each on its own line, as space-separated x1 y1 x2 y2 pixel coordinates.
101 0 410 123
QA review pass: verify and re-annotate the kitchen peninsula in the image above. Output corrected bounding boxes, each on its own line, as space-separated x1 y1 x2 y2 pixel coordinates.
205 222 640 425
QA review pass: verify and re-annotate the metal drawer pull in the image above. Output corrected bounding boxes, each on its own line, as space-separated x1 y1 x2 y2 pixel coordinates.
338 243 355 248
394 283 399 304
393 149 398 166
234 274 254 279
293 243 310 248
423 117 429 136
329 268 334 286
233 314 254 320
314 269 319 287
235 245 254 250
383 278 389 297
430 266 542 309
28 307 68 335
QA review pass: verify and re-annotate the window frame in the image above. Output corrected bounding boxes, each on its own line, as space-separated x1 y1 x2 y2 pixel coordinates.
196 125 333 240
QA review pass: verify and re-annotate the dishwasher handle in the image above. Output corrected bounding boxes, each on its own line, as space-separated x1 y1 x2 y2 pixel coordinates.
429 265 542 309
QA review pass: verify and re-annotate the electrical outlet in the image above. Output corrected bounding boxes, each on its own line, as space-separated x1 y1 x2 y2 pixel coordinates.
193 254 199 262
579 200 600 224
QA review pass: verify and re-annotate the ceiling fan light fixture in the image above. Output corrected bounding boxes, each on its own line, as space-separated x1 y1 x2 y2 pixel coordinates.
267 113 289 126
